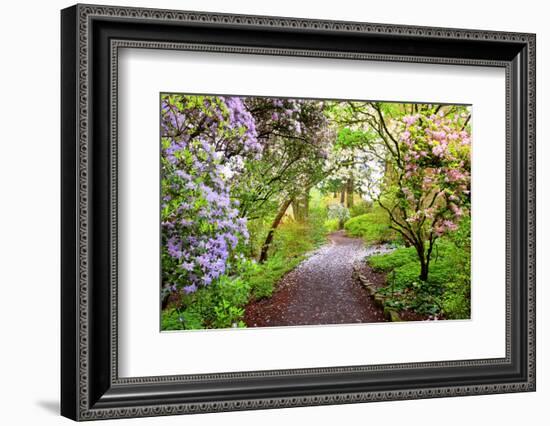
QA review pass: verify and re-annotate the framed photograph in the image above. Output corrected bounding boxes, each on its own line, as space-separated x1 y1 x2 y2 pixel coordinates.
61 4 536 421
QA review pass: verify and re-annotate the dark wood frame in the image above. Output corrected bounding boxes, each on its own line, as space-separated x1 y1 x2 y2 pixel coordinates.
61 4 536 421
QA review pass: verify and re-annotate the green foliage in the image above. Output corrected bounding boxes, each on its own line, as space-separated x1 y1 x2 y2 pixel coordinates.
324 218 340 232
368 223 471 319
308 188 324 209
161 308 204 331
161 211 329 330
441 281 470 320
161 272 253 330
244 217 270 258
271 221 315 258
368 246 418 270
391 262 423 287
304 207 330 247
446 216 471 251
255 211 327 299
245 202 329 260
212 301 246 329
344 207 396 244
248 254 303 300
349 200 372 217
439 217 471 319
337 128 371 149
327 204 350 224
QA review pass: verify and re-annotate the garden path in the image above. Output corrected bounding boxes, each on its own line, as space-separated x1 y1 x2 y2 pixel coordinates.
244 231 388 327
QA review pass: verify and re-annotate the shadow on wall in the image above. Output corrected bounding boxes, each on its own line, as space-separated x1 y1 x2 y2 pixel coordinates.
35 400 59 416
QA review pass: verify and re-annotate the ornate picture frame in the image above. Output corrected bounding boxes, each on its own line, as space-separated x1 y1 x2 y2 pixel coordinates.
61 4 535 421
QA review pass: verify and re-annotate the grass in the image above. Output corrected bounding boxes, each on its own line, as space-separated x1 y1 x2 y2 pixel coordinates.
368 247 417 271
247 254 304 300
343 206 397 244
368 238 471 319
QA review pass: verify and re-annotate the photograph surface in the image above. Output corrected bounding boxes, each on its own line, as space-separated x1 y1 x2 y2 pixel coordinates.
160 94 472 331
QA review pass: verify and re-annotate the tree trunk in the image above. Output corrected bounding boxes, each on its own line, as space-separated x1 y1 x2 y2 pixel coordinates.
419 260 429 282
338 185 346 229
291 199 301 221
259 198 293 263
304 189 309 219
292 188 310 222
422 238 435 281
346 177 354 208
415 243 429 281
414 242 430 281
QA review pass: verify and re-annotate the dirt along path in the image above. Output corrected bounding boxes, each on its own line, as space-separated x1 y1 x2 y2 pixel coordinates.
245 231 392 327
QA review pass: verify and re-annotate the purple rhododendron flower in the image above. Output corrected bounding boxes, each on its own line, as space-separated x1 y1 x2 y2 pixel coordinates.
183 284 198 294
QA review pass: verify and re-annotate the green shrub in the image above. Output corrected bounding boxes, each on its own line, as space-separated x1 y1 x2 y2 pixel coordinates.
245 217 270 258
369 235 471 319
327 204 350 227
392 262 422 287
442 281 470 319
270 209 328 259
438 218 471 319
271 221 314 258
211 301 246 329
343 207 396 244
248 254 303 300
349 200 372 217
161 271 253 330
304 207 329 247
368 247 417 271
324 218 340 232
215 275 251 307
161 308 204 330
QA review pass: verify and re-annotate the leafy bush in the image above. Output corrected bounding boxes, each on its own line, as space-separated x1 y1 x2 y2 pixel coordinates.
349 200 372 217
343 207 396 244
368 231 471 319
327 204 350 225
161 308 204 330
245 217 270 258
368 247 418 271
211 301 246 329
270 209 327 258
391 262 423 287
160 95 252 297
161 273 252 330
439 217 471 319
324 218 340 232
307 207 331 246
248 254 303 300
442 281 470 319
270 221 314 259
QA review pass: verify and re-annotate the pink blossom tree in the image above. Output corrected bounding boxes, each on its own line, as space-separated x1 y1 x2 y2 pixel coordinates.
375 104 471 281
335 102 471 281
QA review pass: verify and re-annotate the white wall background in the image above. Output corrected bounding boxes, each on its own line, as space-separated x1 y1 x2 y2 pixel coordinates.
0 0 546 424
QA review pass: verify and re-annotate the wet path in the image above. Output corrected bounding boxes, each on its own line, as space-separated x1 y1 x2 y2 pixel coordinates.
244 231 389 327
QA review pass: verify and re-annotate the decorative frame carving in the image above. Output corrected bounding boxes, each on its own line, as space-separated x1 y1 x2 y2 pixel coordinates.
61 4 535 420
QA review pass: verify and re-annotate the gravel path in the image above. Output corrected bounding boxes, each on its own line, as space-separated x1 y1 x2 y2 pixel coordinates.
244 231 390 327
